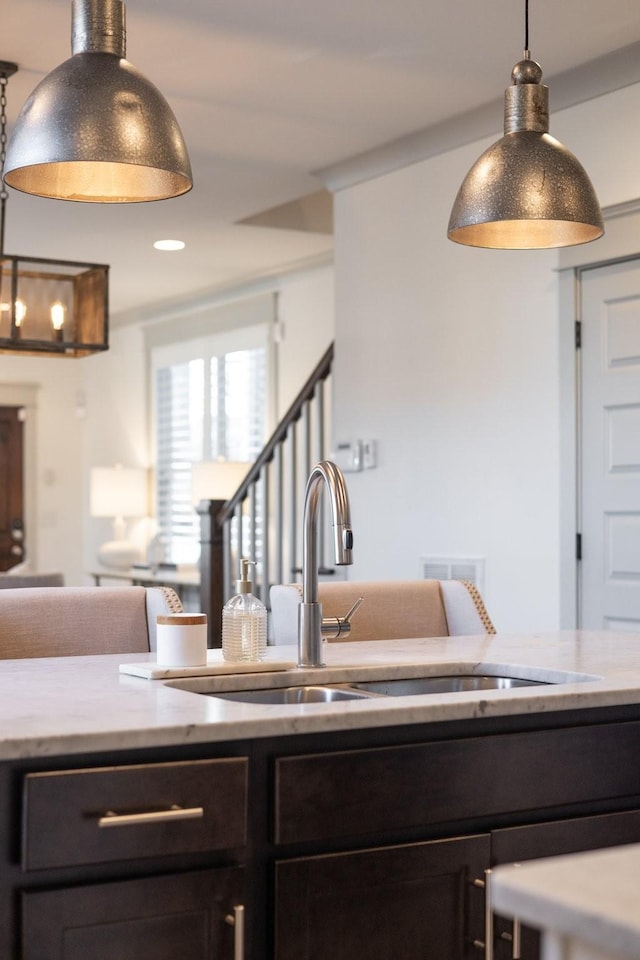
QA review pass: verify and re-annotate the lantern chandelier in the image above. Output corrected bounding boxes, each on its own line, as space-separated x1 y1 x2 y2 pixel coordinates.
447 0 604 249
0 62 109 357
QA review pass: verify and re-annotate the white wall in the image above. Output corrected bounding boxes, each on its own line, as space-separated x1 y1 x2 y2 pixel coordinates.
81 263 334 581
332 81 640 633
82 323 149 577
0 354 86 583
0 263 334 586
276 265 334 416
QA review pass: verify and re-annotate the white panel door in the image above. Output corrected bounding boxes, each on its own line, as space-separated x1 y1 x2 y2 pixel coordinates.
580 259 640 630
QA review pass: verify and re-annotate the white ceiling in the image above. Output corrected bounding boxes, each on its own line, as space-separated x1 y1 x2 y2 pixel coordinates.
3 0 640 321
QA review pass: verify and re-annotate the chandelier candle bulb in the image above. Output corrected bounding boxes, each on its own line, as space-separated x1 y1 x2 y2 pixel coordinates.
156 613 208 668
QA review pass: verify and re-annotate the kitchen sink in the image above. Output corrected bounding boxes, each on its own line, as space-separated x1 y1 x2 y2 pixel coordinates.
201 673 551 704
345 675 548 696
212 685 372 704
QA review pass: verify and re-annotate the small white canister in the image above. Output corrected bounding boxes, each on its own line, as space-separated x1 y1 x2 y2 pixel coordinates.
156 613 208 667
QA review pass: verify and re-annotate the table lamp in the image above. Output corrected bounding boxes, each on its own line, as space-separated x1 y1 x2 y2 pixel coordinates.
90 465 147 569
190 460 248 506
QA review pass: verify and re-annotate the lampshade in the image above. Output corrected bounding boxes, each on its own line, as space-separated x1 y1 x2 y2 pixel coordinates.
448 57 604 249
90 465 147 518
191 461 249 506
3 0 192 203
91 465 148 569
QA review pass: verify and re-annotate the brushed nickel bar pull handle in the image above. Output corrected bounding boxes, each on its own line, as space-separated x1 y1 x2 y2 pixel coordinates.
499 920 522 960
512 917 521 960
98 804 204 828
472 869 494 960
225 904 245 960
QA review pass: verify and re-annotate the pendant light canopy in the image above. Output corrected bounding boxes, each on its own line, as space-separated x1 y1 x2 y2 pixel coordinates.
447 3 603 249
3 0 192 203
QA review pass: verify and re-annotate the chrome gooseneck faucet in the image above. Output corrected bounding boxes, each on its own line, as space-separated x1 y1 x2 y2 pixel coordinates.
298 460 357 668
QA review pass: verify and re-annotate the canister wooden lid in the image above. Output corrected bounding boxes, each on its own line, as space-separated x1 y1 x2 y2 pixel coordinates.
157 613 207 626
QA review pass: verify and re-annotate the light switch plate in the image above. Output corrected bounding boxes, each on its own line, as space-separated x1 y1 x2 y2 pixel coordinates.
362 439 377 469
331 440 362 472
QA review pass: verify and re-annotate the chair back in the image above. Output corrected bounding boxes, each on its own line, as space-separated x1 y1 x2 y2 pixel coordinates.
0 572 64 589
0 586 183 659
270 579 494 644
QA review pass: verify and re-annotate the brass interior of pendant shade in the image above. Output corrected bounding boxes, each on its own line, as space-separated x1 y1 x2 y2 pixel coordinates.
5 161 192 205
3 0 192 202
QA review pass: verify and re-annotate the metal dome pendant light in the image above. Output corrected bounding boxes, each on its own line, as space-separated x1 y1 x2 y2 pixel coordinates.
3 0 192 203
447 0 603 249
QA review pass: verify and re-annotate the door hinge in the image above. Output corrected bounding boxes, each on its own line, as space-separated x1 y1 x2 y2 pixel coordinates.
575 320 582 349
576 532 582 561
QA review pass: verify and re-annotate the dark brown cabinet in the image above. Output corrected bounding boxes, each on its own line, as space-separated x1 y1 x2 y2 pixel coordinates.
10 758 248 960
490 809 640 960
275 834 490 960
274 808 640 960
4 709 640 960
22 867 243 960
272 720 640 960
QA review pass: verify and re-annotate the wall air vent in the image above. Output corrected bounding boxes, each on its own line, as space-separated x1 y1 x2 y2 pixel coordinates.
420 556 486 593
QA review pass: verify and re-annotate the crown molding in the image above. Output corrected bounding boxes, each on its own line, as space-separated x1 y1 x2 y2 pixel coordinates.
111 251 334 329
317 41 640 194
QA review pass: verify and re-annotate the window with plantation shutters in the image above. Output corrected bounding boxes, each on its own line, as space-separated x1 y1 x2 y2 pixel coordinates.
152 322 268 565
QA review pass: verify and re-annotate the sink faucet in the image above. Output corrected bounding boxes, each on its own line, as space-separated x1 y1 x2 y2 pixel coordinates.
298 460 358 668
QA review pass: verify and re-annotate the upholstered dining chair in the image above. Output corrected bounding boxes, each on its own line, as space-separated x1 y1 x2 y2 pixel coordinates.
269 579 495 645
0 585 183 659
0 572 65 589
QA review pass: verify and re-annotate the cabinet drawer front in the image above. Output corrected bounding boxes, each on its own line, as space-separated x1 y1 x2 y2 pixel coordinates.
275 721 640 844
23 758 248 870
491 808 640 865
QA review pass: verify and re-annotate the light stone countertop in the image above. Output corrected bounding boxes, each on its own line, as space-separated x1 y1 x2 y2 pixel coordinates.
2 629 640 760
491 844 640 960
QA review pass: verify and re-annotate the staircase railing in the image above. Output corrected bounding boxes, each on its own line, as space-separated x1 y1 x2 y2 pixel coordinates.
198 342 333 646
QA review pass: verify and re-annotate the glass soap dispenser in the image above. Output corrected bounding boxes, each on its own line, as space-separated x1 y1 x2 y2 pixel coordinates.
222 558 267 662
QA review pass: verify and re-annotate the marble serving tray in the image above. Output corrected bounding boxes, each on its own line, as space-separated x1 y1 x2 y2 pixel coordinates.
119 654 296 680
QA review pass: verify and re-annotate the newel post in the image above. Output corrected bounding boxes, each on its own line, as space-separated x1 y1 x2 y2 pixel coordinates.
197 498 226 648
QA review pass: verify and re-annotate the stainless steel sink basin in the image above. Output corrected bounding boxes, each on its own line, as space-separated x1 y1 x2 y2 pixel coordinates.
205 674 550 704
345 675 548 696
212 685 371 704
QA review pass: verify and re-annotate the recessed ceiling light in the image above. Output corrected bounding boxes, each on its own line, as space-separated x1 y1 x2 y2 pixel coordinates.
153 239 185 251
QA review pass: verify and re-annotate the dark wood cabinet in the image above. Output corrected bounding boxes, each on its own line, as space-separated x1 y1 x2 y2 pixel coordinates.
22 866 243 960
275 834 490 960
490 809 640 960
275 809 640 960
5 757 248 960
4 709 640 960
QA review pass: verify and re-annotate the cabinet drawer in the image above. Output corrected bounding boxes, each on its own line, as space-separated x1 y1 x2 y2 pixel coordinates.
275 721 640 844
491 808 640 865
23 757 248 870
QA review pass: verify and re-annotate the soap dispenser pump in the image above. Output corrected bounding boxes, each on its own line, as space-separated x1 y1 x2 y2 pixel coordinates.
222 558 267 662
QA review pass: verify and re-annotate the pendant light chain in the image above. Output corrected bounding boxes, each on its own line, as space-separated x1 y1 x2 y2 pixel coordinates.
0 70 9 256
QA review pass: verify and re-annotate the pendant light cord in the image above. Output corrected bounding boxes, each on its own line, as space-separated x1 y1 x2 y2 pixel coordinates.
524 0 530 58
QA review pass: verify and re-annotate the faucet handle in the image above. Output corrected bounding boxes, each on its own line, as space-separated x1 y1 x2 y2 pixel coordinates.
321 596 364 640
